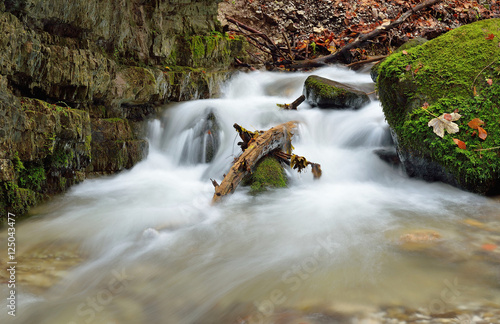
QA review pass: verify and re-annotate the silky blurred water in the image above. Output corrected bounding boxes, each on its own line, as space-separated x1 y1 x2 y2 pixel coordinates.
2 67 500 324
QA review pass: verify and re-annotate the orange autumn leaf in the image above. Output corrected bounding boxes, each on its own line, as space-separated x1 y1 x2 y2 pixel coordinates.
468 118 484 129
478 126 487 140
481 243 497 251
402 50 408 55
487 78 493 86
486 33 495 40
453 138 466 150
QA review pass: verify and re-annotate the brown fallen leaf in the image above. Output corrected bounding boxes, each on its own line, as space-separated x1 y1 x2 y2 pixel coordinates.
478 126 488 140
468 118 484 129
453 138 466 150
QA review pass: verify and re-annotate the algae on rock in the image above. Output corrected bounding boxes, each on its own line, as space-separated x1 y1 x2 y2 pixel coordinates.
377 18 500 194
304 75 370 109
244 156 288 194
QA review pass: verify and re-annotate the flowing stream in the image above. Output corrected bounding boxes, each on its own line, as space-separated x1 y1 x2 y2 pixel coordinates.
2 67 500 323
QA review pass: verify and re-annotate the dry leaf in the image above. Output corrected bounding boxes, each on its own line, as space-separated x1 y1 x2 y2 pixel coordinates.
468 118 484 129
478 126 488 140
487 78 493 86
473 86 477 96
428 112 461 138
486 33 495 40
453 138 466 150
402 50 408 55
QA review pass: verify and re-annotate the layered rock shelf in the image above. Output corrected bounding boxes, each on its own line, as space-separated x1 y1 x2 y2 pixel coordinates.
0 0 247 217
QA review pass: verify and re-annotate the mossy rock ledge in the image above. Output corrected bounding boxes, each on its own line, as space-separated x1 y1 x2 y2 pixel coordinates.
377 18 500 194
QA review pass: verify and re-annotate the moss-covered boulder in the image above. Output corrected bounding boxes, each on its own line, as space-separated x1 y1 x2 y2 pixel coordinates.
303 75 370 109
371 37 428 82
377 19 500 194
244 157 287 194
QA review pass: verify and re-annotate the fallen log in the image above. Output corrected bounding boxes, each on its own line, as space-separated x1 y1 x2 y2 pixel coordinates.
289 0 444 68
212 121 297 203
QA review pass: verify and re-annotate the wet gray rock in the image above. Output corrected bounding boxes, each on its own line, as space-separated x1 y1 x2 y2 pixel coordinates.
373 147 400 167
180 110 221 164
303 75 370 109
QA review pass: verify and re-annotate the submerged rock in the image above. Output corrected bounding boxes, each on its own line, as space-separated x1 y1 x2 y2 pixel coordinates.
377 19 500 194
180 110 221 164
398 229 442 252
303 75 370 109
373 147 400 167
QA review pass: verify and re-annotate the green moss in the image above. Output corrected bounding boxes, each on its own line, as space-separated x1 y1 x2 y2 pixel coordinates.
189 35 206 59
310 78 348 99
103 118 125 123
85 134 92 158
1 181 37 217
50 148 74 169
246 156 287 194
378 19 500 193
59 176 67 189
18 162 46 191
12 152 24 173
379 19 500 126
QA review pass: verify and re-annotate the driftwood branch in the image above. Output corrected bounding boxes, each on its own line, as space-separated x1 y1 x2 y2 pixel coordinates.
346 55 387 69
212 121 297 203
289 0 443 68
277 95 305 110
282 31 294 62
